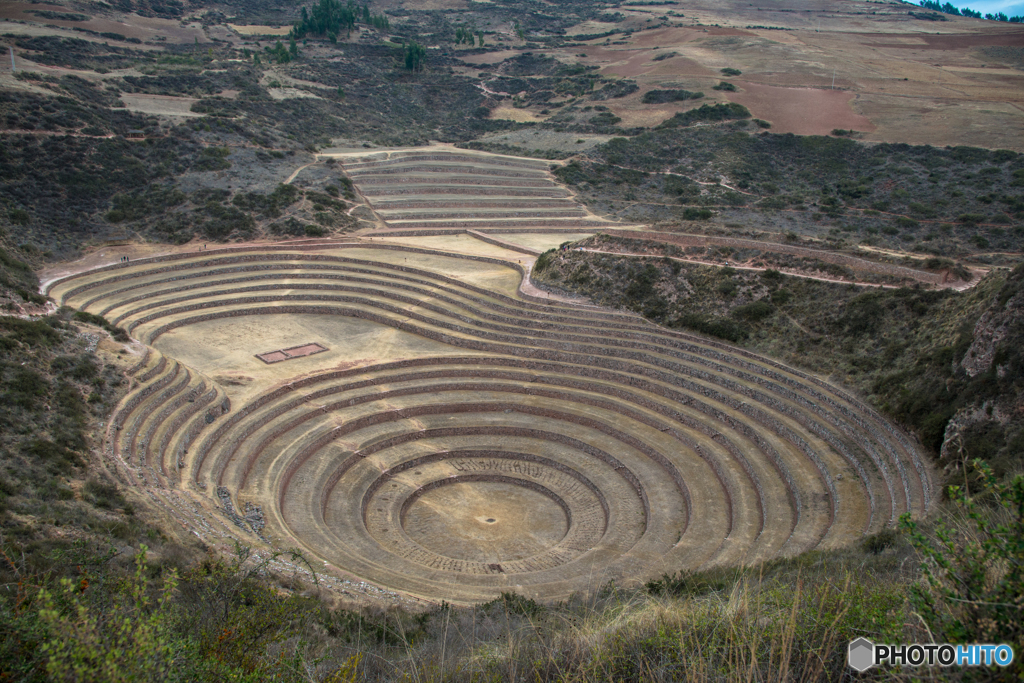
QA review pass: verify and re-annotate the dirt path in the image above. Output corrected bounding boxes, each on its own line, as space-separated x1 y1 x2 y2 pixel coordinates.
0 129 116 138
518 258 612 308
284 160 319 185
578 247 981 290
602 162 760 197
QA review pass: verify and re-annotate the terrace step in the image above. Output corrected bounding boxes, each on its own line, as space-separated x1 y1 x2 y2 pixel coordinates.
53 211 930 602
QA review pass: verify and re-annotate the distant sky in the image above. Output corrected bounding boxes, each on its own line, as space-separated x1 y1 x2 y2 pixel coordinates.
941 0 1024 15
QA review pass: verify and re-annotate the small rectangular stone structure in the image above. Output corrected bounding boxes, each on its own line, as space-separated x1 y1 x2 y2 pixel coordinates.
256 342 328 364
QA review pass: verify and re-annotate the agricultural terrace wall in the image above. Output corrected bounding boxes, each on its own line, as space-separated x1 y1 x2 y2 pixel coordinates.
86 257 917 522
149 303 850 525
341 154 550 170
355 177 555 188
346 166 548 178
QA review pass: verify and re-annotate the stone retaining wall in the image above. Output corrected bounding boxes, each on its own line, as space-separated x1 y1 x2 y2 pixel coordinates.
341 153 549 171
374 200 578 211
383 209 587 221
86 252 913 528
347 165 548 179
356 176 554 188
162 305 839 536
367 187 569 198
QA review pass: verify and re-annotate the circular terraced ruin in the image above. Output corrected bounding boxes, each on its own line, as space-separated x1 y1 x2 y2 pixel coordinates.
46 240 933 603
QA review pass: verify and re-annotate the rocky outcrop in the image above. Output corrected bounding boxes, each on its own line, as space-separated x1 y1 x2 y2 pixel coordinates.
961 283 1024 378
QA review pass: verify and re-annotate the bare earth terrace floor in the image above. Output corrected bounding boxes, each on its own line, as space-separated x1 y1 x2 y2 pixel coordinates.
44 237 934 604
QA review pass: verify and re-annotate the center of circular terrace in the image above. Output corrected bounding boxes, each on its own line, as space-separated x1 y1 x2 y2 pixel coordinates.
401 481 569 564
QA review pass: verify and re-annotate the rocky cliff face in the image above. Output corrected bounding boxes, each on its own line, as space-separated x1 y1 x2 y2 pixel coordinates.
960 282 1024 378
941 266 1024 477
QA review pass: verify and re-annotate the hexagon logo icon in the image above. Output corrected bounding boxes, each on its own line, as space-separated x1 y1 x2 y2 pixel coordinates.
848 637 875 672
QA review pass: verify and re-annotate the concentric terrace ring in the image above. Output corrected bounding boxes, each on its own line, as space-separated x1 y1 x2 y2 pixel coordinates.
45 242 933 602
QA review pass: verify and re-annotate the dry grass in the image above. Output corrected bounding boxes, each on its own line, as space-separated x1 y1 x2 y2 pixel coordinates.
489 106 545 123
320 548 922 682
228 24 293 35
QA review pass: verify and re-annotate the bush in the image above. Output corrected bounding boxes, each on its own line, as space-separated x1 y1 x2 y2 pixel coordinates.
7 209 30 225
534 249 557 272
589 111 621 126
195 146 231 172
657 103 750 129
732 299 773 321
71 310 129 341
646 568 739 597
38 547 178 683
673 313 747 342
641 89 703 104
901 460 1024 648
712 81 737 92
861 528 899 555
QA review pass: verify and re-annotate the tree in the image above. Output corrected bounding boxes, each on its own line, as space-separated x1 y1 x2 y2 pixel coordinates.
404 41 426 71
454 23 476 45
289 36 299 57
293 0 358 40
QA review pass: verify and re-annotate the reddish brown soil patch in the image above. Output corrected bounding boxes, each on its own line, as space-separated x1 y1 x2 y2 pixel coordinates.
601 51 658 78
0 4 206 43
0 3 67 21
256 342 329 364
726 82 875 135
861 31 1024 50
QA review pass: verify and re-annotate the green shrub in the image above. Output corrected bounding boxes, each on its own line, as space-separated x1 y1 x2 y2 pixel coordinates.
482 592 542 617
641 89 703 104
0 317 62 347
646 568 739 596
673 313 747 342
901 460 1024 648
861 528 899 555
657 103 750 129
7 209 30 225
589 111 621 126
195 146 231 171
732 299 773 321
38 547 178 683
84 478 126 510
534 249 556 272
